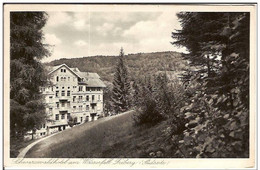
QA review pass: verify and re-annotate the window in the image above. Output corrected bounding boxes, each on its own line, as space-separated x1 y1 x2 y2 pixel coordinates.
64 69 66 73
79 105 83 111
64 77 66 81
56 76 59 82
61 102 65 107
43 124 45 128
55 114 59 120
73 96 76 102
98 95 100 101
56 102 59 108
49 96 53 101
61 90 65 96
86 105 89 111
61 77 63 81
92 95 95 101
61 113 65 119
80 117 83 122
49 108 53 114
56 91 59 97
67 101 70 107
91 105 95 110
68 86 70 89
61 69 63 72
67 91 70 96
73 106 76 111
56 86 59 89
62 86 64 89
67 113 70 119
92 88 95 91
79 86 83 91
86 95 89 101
68 77 70 81
79 96 83 102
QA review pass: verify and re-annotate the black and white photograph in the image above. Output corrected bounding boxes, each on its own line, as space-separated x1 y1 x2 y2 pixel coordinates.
3 3 256 169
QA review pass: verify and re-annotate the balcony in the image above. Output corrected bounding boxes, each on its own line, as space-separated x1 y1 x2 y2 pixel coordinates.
57 95 71 100
57 107 71 112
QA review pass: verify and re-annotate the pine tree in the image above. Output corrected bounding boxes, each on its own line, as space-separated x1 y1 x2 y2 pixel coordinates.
172 12 227 83
132 80 139 106
171 12 250 158
111 48 131 113
10 12 50 139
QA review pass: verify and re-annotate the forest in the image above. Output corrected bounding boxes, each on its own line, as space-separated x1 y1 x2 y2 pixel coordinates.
46 51 186 83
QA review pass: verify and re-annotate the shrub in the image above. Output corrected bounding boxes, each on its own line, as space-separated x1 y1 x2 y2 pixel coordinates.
133 97 165 127
68 116 75 127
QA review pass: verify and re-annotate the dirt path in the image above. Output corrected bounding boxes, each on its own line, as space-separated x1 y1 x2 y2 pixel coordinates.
23 111 133 158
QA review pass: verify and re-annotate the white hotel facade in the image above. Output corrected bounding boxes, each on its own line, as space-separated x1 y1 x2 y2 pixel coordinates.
35 64 106 138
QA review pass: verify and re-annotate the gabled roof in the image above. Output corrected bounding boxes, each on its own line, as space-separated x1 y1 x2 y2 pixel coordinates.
48 64 106 88
48 64 82 78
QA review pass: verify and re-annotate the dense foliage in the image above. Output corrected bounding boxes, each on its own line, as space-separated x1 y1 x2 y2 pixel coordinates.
10 12 50 139
132 74 186 128
169 12 250 158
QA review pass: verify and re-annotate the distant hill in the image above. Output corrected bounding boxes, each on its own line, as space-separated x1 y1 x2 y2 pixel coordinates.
45 51 187 86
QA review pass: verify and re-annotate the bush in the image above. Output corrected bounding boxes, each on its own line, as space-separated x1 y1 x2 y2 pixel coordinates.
67 116 77 127
133 93 165 127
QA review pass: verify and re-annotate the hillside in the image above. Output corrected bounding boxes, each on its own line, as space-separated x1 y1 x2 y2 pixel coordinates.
45 51 187 85
25 110 172 158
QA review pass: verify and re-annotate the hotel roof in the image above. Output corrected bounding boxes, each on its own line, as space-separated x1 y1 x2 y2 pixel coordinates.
48 64 106 88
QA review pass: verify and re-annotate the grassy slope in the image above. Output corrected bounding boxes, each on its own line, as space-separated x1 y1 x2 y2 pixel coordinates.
25 110 172 158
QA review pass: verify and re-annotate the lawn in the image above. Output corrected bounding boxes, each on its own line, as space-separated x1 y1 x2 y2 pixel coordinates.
25 110 172 158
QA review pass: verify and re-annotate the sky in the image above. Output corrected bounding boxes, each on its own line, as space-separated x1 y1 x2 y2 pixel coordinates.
41 11 187 62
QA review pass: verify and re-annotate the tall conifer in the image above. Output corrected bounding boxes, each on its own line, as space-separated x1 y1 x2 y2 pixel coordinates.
10 12 50 139
111 48 131 113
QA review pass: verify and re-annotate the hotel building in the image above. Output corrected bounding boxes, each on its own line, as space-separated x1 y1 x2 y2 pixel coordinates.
35 64 106 137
